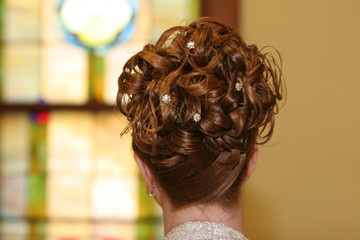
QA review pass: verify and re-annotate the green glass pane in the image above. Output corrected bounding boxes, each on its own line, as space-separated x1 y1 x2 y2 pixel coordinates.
28 220 45 240
27 172 46 219
137 220 163 240
30 112 47 173
88 52 104 103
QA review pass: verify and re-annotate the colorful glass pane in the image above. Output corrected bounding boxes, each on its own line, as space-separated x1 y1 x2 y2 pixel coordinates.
2 44 39 103
0 219 28 240
46 221 91 240
40 0 64 42
47 172 90 219
0 1 201 239
4 0 39 41
39 0 88 104
27 172 46 218
103 0 200 104
0 175 27 217
91 173 138 220
40 44 88 104
58 0 137 51
93 222 136 240
0 113 30 175
103 0 151 104
30 112 48 173
95 113 136 174
47 112 95 172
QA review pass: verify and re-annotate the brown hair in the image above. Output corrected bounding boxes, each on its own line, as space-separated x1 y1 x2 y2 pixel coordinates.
117 17 284 208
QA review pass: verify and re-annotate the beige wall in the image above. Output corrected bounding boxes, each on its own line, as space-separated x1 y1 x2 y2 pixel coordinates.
241 0 360 239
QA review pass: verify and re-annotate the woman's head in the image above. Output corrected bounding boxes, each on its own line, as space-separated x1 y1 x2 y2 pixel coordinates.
117 17 283 209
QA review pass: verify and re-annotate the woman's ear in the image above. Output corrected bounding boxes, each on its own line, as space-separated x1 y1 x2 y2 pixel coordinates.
134 152 156 195
244 144 258 181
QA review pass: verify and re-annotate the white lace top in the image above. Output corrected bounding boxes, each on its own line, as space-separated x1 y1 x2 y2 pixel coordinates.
164 221 249 240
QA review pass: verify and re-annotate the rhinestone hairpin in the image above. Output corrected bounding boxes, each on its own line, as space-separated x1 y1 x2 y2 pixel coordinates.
136 121 142 127
193 113 201 122
161 94 171 103
124 67 130 73
235 81 243 91
187 41 195 49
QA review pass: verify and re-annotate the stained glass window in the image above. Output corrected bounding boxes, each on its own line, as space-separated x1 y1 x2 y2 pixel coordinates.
0 0 200 239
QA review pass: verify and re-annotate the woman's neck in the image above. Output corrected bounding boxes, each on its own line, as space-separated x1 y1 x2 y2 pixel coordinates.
162 200 244 234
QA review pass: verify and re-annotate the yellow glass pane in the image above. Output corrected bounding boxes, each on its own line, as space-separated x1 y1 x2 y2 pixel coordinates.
95 113 137 174
0 175 27 217
93 222 136 240
47 112 95 172
46 172 90 219
0 112 30 174
46 221 91 240
0 220 28 240
3 44 39 103
4 0 39 41
41 0 66 43
91 173 138 220
40 44 88 104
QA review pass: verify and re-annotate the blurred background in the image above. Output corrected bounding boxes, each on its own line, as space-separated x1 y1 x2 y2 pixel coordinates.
0 0 359 239
242 1 360 240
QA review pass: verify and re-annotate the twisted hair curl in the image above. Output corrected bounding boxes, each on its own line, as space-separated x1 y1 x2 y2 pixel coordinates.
117 17 284 208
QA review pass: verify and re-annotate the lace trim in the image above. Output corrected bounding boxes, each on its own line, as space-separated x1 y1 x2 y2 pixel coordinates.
164 221 249 240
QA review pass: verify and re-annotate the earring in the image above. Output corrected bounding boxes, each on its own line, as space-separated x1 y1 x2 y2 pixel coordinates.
148 183 156 197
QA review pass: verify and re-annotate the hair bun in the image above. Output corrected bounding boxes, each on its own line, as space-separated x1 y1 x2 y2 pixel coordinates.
117 17 284 208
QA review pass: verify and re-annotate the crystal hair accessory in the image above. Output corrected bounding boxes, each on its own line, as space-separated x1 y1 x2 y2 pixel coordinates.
136 121 141 127
187 41 195 49
193 113 201 122
162 94 171 103
235 80 243 91
124 67 130 73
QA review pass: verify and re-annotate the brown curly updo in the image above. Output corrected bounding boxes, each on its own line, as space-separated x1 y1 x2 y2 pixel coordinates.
117 17 283 208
